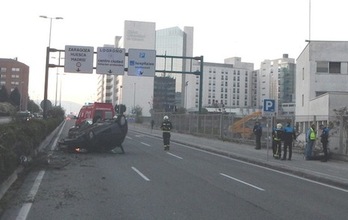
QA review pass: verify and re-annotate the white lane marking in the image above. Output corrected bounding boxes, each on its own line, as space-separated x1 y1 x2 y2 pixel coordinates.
167 152 183 160
141 142 151 147
126 136 133 140
16 170 45 220
174 142 348 193
135 134 145 138
220 173 265 191
132 167 150 181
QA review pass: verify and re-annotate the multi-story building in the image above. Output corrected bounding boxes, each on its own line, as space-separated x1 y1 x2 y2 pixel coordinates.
97 21 194 117
156 26 194 109
0 58 29 111
153 76 176 112
196 57 255 114
251 69 261 109
296 40 348 154
259 54 296 115
296 41 348 120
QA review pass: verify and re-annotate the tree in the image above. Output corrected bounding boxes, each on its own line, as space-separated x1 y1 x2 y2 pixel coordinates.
27 100 40 113
9 87 20 109
132 105 143 123
47 106 65 119
0 85 9 102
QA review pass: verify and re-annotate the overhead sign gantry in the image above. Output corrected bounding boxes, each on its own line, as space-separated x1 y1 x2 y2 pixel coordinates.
43 46 203 118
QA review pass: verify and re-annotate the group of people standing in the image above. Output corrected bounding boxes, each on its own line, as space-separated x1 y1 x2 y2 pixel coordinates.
271 122 296 160
253 121 330 162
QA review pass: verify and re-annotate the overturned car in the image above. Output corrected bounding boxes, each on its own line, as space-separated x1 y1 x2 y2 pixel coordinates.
58 114 128 153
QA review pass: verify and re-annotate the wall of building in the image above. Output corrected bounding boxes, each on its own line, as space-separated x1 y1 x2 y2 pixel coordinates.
0 59 29 111
296 41 348 118
121 20 156 117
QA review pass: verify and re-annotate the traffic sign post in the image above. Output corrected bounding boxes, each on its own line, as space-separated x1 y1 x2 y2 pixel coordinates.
128 49 156 77
263 99 275 113
263 99 276 161
96 47 125 74
64 45 94 73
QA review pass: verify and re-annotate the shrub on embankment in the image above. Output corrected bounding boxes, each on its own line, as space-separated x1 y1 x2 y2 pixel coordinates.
0 116 64 183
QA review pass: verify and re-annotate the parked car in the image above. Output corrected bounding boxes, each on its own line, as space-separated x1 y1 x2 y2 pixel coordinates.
16 111 32 122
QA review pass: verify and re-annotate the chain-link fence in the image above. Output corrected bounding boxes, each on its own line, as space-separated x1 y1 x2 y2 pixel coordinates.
149 112 348 157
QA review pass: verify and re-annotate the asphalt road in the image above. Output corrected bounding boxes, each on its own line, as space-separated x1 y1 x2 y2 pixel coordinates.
2 120 348 220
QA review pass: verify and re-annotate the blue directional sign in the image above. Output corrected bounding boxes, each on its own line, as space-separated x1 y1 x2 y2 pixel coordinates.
127 49 156 77
263 99 275 112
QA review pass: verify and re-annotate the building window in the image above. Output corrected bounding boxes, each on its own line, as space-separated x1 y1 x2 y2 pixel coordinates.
302 94 304 107
316 61 328 73
11 68 20 72
317 61 341 73
329 62 341 73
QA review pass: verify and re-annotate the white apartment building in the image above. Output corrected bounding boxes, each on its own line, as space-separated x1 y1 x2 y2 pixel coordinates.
197 57 255 114
296 41 348 119
259 54 296 115
296 41 348 154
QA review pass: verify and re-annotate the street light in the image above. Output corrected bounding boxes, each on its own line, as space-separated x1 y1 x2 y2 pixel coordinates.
39 15 63 47
39 15 63 118
51 56 64 106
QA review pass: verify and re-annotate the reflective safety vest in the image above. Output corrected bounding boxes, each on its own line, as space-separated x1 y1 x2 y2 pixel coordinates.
309 127 316 140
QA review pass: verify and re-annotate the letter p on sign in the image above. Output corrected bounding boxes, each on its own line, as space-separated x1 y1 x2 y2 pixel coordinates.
263 99 275 112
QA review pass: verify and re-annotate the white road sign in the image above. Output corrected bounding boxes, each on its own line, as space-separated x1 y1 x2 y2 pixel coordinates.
96 47 125 75
128 49 156 77
64 45 94 73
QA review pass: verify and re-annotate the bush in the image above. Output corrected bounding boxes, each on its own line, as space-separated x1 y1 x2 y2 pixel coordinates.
0 117 63 183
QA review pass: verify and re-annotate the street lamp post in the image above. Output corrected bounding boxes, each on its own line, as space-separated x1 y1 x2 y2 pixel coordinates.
39 15 63 118
39 16 63 47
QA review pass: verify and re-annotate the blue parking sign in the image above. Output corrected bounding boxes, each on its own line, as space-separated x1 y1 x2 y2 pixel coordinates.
263 99 275 112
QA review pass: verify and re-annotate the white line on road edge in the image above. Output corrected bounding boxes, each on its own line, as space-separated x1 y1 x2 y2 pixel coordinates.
167 152 183 160
126 136 132 140
16 170 45 220
141 142 151 147
220 173 265 191
132 167 150 181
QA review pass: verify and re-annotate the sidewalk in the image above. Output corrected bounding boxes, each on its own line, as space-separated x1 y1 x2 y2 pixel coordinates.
130 125 348 190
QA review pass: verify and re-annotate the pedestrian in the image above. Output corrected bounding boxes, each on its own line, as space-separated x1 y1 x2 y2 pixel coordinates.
305 123 317 160
282 121 296 160
272 123 284 159
151 119 155 130
160 115 172 151
253 121 262 149
319 124 330 162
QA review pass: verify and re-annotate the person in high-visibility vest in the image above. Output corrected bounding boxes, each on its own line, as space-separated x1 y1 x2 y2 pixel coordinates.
305 123 317 160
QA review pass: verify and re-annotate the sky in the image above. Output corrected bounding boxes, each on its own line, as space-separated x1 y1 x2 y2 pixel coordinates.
1 0 348 113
